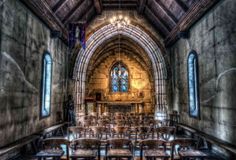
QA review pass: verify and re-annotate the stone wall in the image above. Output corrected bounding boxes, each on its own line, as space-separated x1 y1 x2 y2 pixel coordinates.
169 0 236 145
0 0 67 148
86 52 154 113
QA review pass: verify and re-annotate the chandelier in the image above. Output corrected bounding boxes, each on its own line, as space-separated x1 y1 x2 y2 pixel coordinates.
110 15 130 28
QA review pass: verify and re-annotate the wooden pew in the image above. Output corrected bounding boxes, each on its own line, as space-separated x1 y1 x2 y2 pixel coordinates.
197 131 236 159
0 123 68 159
39 122 67 138
177 123 236 159
177 123 197 138
0 135 39 158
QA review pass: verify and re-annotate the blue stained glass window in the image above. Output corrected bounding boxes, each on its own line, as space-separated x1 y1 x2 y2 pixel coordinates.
41 53 52 117
188 51 199 118
111 63 128 92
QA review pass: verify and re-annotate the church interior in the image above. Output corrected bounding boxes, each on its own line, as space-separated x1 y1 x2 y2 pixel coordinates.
0 0 236 159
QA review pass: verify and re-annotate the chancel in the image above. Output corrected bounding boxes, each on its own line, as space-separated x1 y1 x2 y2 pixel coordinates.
0 0 236 160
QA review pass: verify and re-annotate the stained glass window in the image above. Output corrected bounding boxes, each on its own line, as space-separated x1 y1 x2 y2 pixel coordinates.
111 63 128 92
188 51 199 118
41 52 52 117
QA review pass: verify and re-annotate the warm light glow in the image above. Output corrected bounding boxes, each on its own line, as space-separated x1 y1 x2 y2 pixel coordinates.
74 23 167 112
109 15 130 28
117 23 121 28
131 80 147 90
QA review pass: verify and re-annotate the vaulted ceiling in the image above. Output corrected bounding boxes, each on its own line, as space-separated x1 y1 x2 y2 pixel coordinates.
20 0 219 46
87 35 153 82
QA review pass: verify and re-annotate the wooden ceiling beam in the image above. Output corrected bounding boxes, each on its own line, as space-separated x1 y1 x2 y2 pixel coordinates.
80 5 96 23
102 0 137 9
154 0 178 23
102 0 137 5
73 2 95 24
103 3 137 9
175 0 188 12
138 0 147 14
52 0 69 14
102 0 137 3
94 0 102 14
145 7 169 37
147 4 172 31
62 0 85 25
165 0 220 47
19 0 68 41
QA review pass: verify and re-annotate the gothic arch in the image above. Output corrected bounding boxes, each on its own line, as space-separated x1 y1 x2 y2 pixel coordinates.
73 24 168 111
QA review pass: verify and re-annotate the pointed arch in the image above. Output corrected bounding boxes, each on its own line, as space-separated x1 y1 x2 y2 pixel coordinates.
73 24 169 112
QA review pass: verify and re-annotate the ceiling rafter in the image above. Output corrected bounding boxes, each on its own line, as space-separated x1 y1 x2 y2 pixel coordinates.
165 0 220 47
154 0 178 23
20 0 68 41
144 6 170 37
62 0 85 25
103 3 137 9
74 3 95 24
175 0 189 12
52 0 69 14
138 0 147 14
80 5 96 23
147 4 172 31
102 0 137 3
102 1 137 5
102 0 137 9
20 0 219 48
94 0 102 14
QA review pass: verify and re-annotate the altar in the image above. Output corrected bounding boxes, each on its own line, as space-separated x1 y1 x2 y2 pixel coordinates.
95 100 144 115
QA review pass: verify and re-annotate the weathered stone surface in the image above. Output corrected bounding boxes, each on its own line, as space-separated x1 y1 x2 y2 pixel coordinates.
0 0 67 148
169 0 236 145
86 52 154 113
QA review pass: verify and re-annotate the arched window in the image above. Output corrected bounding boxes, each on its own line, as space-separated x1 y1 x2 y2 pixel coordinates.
111 62 128 92
187 51 199 118
41 52 52 118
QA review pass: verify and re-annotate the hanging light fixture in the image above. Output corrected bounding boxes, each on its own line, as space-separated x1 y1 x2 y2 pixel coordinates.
109 0 130 29
110 15 130 28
